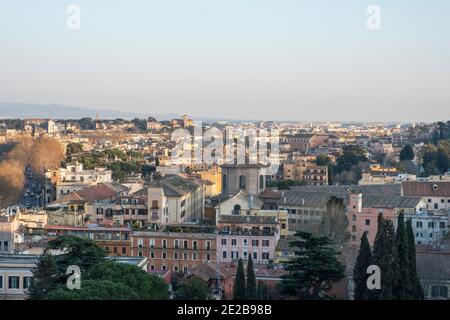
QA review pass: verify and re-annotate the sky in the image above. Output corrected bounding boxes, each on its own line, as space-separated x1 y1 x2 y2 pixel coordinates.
0 0 450 122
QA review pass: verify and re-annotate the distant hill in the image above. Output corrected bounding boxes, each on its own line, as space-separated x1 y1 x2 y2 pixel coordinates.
0 103 180 121
0 102 251 123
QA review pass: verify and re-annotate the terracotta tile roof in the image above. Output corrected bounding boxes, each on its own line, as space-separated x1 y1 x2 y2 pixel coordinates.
50 182 128 204
402 181 450 197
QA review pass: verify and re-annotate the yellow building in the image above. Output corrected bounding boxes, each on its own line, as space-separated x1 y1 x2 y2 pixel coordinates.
46 200 88 226
197 166 222 197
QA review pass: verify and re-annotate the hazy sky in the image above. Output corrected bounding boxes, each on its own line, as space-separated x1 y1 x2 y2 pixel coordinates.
1 0 449 121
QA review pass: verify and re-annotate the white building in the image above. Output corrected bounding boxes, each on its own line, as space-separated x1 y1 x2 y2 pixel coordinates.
405 211 449 245
402 181 450 211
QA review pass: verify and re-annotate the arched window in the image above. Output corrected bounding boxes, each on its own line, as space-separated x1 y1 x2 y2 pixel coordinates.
239 175 246 190
233 204 241 215
352 225 356 232
259 175 264 190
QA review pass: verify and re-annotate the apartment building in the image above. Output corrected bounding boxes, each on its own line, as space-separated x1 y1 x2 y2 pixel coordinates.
402 181 450 211
147 175 205 225
131 226 216 273
45 225 131 256
0 255 37 300
283 160 328 186
216 215 280 264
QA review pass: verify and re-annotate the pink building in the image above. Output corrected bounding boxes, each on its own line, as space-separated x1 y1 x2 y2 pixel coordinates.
347 192 397 246
216 215 280 264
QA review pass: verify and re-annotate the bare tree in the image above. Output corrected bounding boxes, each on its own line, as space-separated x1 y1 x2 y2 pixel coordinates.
319 196 350 246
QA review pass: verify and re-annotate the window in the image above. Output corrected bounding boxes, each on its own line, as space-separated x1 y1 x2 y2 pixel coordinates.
352 215 356 222
243 251 248 259
192 253 197 260
183 240 188 249
429 222 435 229
243 239 248 246
183 266 188 274
192 240 198 250
416 221 423 228
253 252 257 260
428 199 432 203
365 219 370 226
206 253 211 261
162 252 167 259
440 222 446 229
162 265 167 271
150 265 155 271
8 276 19 289
113 247 118 254
174 252 179 259
223 251 227 259
259 175 264 190
231 251 239 259
138 251 143 257
262 240 270 247
252 239 259 247
239 175 246 190
3 241 8 252
150 239 155 248
183 253 188 260
206 241 211 251
137 238 143 248
262 252 269 260
233 204 241 215
352 225 357 232
162 239 167 249
221 238 227 245
150 251 155 259
174 239 179 249
174 265 179 272
122 247 126 255
434 203 439 209
232 239 237 246
23 276 32 290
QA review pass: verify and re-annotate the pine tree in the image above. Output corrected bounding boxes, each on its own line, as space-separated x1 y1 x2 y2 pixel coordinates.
353 231 372 300
233 258 246 300
372 213 397 299
406 219 424 299
394 212 411 299
246 255 257 300
29 254 60 300
279 231 345 300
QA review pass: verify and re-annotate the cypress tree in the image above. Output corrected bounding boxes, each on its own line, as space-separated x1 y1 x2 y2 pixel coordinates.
372 213 397 299
394 212 410 299
406 219 424 299
233 258 246 300
353 231 372 300
246 255 257 300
